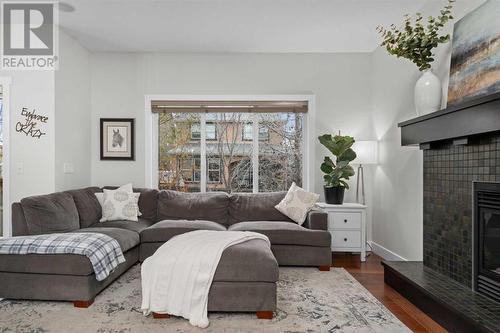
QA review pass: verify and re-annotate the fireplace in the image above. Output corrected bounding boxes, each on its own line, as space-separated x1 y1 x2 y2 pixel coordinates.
390 94 500 332
473 182 500 303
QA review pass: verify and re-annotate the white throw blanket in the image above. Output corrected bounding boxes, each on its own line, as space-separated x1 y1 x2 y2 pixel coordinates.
141 230 270 328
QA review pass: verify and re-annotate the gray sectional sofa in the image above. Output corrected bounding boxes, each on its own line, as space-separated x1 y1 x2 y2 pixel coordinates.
0 186 331 308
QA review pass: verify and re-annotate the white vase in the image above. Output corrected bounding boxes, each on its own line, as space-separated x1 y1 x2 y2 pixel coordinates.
414 69 442 116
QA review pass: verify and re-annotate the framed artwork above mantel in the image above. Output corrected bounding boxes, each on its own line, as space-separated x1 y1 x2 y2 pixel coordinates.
447 0 500 106
100 118 135 160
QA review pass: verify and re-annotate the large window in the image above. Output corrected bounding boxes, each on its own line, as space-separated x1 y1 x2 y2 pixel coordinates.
156 101 306 193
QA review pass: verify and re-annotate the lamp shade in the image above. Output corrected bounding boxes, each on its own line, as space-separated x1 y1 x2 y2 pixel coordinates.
352 140 378 165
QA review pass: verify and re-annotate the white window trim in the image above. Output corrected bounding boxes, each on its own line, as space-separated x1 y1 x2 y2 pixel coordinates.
145 94 315 192
200 113 207 192
252 113 259 193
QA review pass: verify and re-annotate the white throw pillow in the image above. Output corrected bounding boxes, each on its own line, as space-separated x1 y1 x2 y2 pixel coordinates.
98 184 141 222
275 182 319 225
95 192 142 218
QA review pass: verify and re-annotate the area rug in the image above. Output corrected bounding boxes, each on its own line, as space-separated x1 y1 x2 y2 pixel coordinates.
0 265 410 332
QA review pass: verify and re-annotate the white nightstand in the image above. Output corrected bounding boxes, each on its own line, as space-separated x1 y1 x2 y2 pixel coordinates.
316 202 367 262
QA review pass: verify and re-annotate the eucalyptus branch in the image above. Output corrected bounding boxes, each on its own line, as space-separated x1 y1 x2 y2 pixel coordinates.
377 0 454 71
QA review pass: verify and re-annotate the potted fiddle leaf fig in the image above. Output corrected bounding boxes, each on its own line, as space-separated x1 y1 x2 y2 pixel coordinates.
318 134 356 204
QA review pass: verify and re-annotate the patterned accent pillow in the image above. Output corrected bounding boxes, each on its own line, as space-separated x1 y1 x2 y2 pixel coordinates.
95 193 141 217
275 182 319 225
99 184 141 222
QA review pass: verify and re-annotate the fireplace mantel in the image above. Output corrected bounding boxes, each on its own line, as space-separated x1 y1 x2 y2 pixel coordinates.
398 92 500 147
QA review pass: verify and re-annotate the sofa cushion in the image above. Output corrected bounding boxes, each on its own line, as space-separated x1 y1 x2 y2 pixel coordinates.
91 218 156 234
0 228 138 276
21 192 80 235
157 190 229 225
0 253 98 276
213 238 278 282
228 192 293 225
78 227 139 252
66 187 102 228
141 220 226 243
102 186 159 221
228 221 331 247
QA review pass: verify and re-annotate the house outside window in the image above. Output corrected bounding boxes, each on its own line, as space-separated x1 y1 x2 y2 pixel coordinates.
208 157 221 183
242 123 252 141
191 123 216 140
190 124 201 140
242 123 269 141
180 157 200 183
156 101 306 193
206 123 217 140
258 126 269 141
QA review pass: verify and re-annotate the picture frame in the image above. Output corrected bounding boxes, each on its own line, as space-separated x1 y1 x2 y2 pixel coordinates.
447 0 500 105
100 118 135 160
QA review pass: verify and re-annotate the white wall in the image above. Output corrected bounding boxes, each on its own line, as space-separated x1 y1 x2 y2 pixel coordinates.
0 31 91 203
369 0 485 260
0 71 55 203
90 53 375 199
370 48 423 260
55 31 91 191
0 31 91 235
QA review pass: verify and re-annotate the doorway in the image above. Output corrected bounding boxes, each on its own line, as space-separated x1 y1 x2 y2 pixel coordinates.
0 84 3 235
0 78 10 237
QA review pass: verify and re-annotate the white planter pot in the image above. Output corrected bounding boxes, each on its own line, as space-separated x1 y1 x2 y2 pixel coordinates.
414 69 442 116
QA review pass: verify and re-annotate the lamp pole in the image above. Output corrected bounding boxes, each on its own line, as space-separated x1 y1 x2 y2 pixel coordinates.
356 164 365 205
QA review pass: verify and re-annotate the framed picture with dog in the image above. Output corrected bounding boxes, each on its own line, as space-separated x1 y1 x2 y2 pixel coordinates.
100 118 135 160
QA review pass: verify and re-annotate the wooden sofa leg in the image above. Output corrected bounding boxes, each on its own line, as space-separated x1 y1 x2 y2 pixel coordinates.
153 312 170 319
318 265 330 271
256 311 273 319
73 299 94 308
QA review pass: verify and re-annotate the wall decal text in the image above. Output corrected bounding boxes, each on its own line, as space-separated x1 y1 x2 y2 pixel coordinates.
15 107 48 139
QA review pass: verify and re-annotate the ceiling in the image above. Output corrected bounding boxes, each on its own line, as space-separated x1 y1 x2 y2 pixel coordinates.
58 0 463 53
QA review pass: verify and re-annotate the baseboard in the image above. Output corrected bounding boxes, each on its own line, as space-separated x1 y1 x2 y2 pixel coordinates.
369 241 407 261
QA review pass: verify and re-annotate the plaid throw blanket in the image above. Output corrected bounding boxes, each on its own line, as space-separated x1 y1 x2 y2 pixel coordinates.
0 232 125 281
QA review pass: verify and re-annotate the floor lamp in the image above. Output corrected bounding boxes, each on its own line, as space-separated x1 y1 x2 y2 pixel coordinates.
352 141 378 205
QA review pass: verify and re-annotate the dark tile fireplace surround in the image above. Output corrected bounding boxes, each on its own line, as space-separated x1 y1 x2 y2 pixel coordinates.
423 133 500 288
382 92 500 333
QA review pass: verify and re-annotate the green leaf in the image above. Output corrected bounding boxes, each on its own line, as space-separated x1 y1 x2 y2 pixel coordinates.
323 156 335 167
377 0 454 71
320 162 333 174
318 134 355 157
339 148 357 163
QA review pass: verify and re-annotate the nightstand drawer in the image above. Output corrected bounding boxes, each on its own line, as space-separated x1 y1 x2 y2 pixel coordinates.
328 212 361 229
332 231 361 248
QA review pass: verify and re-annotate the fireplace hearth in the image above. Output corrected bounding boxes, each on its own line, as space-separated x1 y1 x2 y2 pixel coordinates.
474 182 500 303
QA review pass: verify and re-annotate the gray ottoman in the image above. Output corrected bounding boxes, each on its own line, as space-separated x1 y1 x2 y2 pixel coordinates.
153 238 279 319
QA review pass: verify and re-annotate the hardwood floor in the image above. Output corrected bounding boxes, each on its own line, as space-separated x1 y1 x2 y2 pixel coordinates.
333 252 448 333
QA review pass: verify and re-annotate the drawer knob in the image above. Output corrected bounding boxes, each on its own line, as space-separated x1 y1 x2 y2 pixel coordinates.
344 219 347 223
344 238 347 242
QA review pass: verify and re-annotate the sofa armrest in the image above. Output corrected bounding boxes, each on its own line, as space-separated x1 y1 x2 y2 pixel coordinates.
303 209 328 231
